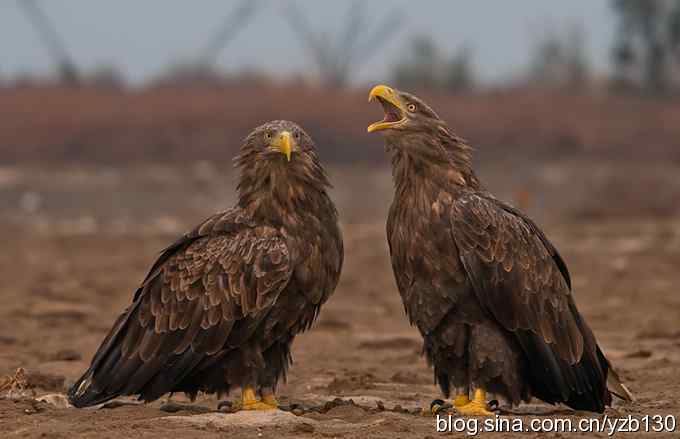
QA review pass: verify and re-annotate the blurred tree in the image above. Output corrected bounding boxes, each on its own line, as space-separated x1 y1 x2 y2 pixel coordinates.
86 65 125 89
391 35 475 92
611 0 680 94
443 46 475 92
197 0 261 68
528 22 591 91
17 0 80 86
152 0 261 88
391 36 439 90
151 63 228 88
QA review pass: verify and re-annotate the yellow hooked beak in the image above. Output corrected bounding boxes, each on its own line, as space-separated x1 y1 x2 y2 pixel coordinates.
367 84 407 133
270 131 293 161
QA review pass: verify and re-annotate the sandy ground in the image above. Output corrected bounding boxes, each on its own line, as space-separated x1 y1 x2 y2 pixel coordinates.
1 163 679 438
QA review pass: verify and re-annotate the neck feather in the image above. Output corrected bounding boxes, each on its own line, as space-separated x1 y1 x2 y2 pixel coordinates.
388 125 480 191
236 162 335 227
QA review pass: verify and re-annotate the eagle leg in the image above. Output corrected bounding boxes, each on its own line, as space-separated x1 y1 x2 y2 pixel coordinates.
453 389 494 416
234 387 277 411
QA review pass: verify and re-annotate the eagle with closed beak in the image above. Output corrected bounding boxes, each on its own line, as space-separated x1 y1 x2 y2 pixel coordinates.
367 85 632 414
68 120 343 410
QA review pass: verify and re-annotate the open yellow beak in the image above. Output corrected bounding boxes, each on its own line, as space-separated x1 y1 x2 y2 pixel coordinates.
367 84 407 133
270 131 293 161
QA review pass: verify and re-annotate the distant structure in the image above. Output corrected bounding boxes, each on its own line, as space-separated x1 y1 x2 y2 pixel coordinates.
17 0 80 85
197 0 262 68
282 0 404 87
153 0 262 87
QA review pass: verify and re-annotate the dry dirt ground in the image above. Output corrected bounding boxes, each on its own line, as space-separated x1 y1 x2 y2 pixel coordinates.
1 163 679 438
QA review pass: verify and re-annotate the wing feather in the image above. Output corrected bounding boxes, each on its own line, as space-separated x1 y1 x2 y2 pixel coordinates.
450 193 618 411
68 207 292 407
450 194 582 364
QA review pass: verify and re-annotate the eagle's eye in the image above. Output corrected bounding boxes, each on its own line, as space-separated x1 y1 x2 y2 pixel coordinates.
293 131 300 139
265 132 273 140
407 104 417 112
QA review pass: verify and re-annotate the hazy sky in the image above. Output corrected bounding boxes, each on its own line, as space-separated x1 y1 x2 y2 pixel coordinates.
1 0 616 84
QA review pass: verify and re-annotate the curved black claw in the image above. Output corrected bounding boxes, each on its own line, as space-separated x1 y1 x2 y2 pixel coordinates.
429 399 452 415
430 399 444 411
217 400 237 413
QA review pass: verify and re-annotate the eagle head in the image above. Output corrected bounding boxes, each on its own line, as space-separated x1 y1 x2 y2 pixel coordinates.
235 120 331 211
367 85 443 136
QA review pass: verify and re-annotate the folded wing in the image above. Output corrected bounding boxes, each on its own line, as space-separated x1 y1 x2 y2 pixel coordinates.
68 208 292 407
451 193 616 412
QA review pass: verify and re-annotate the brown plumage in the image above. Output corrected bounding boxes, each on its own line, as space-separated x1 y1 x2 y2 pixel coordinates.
68 121 343 408
368 85 632 413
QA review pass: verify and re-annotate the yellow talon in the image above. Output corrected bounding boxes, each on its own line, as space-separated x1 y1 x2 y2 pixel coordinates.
236 387 278 411
454 389 494 416
242 400 277 410
453 394 471 407
261 394 279 408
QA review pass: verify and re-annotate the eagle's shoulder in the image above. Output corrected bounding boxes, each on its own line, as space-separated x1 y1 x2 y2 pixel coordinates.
451 191 571 289
124 206 293 357
141 207 269 286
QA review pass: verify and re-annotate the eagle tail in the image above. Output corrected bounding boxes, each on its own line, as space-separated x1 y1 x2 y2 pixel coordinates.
68 297 210 408
68 370 120 408
67 313 130 408
67 306 135 408
606 363 634 402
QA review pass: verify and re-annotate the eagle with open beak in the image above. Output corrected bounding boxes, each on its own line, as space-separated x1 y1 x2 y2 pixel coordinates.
368 84 633 415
